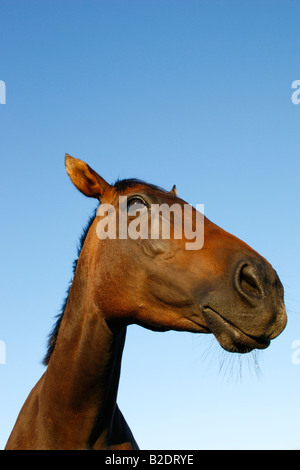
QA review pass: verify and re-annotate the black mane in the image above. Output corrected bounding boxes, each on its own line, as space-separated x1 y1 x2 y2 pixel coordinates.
43 178 166 365
113 177 167 194
42 207 97 365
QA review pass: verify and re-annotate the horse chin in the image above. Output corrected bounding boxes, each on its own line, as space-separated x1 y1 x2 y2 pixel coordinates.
202 306 271 354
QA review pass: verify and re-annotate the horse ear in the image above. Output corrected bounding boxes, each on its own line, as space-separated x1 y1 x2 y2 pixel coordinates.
170 184 178 197
65 154 111 199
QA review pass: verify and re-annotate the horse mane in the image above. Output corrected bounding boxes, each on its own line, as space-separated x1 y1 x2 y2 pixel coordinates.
43 178 166 365
42 208 98 365
114 178 167 194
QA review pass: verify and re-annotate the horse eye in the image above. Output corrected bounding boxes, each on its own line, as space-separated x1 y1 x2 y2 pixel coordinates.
127 198 147 215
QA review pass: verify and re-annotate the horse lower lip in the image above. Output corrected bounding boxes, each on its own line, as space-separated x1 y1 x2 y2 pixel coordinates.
202 306 270 352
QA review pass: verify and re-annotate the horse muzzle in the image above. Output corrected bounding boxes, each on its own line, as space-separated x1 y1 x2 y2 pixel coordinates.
199 256 287 353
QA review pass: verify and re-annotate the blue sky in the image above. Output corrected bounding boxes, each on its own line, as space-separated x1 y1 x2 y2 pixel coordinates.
0 0 299 449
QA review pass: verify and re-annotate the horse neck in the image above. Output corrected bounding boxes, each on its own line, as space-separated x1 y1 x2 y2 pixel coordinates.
40 249 126 449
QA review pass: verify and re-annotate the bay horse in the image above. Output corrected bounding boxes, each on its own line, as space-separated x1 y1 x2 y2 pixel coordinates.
5 155 287 450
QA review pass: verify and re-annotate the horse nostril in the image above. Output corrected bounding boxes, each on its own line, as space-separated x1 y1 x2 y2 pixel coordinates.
235 263 263 302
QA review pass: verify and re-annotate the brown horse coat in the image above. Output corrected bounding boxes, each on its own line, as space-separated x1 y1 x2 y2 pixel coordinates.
5 155 286 449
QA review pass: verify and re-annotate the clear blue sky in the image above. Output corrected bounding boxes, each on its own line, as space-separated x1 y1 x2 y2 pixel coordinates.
0 0 299 449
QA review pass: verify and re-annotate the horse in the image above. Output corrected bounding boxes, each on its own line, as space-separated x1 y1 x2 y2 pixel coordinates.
5 154 287 449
